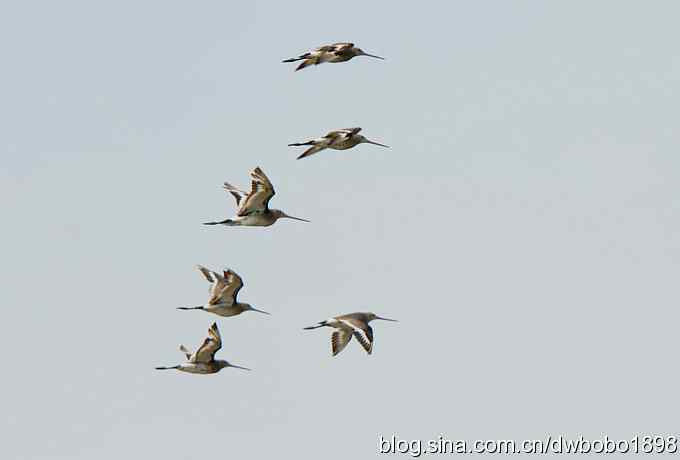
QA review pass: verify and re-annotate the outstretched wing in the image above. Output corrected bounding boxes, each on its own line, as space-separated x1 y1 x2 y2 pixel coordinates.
223 182 248 209
236 167 275 216
339 317 374 355
297 142 330 160
179 344 192 360
191 322 222 363
214 269 244 305
352 325 373 354
331 329 352 356
196 265 214 283
198 266 231 305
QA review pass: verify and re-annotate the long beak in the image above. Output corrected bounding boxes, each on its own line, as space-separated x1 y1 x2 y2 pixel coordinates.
362 52 385 60
364 139 390 148
250 307 271 315
376 316 398 322
229 364 251 371
283 213 311 222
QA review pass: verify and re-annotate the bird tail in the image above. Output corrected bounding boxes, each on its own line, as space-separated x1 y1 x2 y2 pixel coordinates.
287 141 314 147
203 219 233 226
155 365 179 370
282 53 310 63
177 306 204 311
303 321 327 330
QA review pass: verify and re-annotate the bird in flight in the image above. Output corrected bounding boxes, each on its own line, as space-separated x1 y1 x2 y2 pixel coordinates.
282 42 384 71
178 265 270 317
289 127 389 160
303 312 397 356
155 322 251 374
203 167 310 226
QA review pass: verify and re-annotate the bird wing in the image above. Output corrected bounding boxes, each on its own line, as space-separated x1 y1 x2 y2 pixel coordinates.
179 344 192 360
223 182 248 209
213 269 244 305
236 167 275 216
339 317 374 355
297 142 329 160
338 127 362 136
200 267 230 305
191 322 222 363
196 265 214 283
318 130 347 147
323 129 346 139
326 128 360 144
314 43 345 53
331 328 353 356
352 325 374 354
330 42 354 51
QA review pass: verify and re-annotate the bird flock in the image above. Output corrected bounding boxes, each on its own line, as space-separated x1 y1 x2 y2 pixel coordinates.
156 42 395 375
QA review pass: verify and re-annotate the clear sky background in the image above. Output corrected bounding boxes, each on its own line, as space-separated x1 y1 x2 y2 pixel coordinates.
2 1 680 458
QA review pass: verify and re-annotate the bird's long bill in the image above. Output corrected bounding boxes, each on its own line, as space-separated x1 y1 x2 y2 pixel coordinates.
376 316 398 322
230 364 251 371
283 213 311 222
362 52 385 60
365 139 390 148
251 307 271 315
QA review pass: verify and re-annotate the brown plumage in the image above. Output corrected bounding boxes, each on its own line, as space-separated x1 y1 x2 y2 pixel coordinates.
177 265 270 317
282 42 384 71
155 323 251 374
303 312 397 356
288 127 389 160
203 167 310 227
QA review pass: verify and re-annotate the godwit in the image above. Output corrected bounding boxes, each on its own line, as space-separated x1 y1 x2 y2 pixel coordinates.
177 265 270 317
282 42 384 71
288 127 389 160
203 166 310 226
303 312 397 356
155 322 250 374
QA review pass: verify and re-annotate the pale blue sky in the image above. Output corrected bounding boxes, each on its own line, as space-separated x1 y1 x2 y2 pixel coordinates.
2 1 680 458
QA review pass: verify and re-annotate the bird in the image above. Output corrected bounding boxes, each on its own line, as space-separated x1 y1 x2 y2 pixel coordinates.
288 127 389 160
177 265 270 317
303 312 397 356
203 166 310 226
155 322 251 374
282 42 384 71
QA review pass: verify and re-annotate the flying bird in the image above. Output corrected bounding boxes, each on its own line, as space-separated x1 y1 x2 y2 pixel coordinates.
177 265 270 317
203 167 310 226
288 127 389 160
282 42 384 71
155 322 250 374
303 312 397 356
